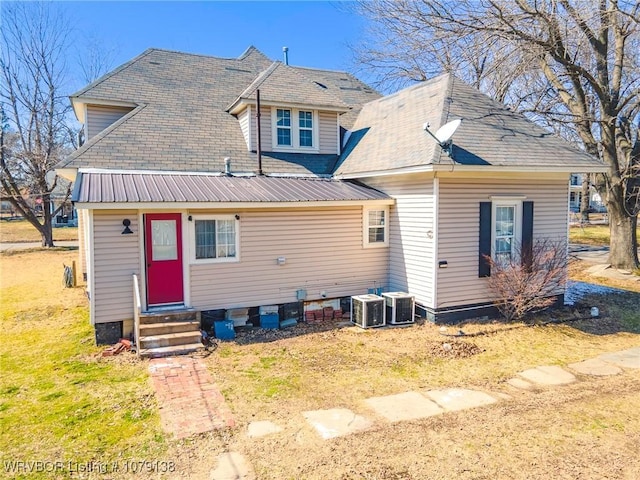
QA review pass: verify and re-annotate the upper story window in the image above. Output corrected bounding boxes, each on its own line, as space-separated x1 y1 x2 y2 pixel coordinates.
272 107 318 152
298 111 313 147
276 109 291 146
570 174 580 186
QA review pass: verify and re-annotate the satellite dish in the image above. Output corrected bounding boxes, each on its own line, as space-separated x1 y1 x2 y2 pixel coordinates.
434 119 462 144
423 118 462 158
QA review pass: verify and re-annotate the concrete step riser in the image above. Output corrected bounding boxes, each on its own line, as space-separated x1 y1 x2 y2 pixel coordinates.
139 311 198 325
140 333 202 349
140 322 200 336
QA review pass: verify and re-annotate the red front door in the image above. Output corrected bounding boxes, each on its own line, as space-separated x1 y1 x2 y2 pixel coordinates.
145 213 184 306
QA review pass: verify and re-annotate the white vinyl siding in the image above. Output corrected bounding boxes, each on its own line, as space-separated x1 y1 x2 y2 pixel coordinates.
189 206 388 309
238 107 251 150
360 173 436 308
85 105 133 139
91 210 141 324
250 106 272 152
77 209 87 284
319 111 339 154
437 177 569 309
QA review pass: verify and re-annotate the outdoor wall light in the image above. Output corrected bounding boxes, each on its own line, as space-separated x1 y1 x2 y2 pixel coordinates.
122 219 133 234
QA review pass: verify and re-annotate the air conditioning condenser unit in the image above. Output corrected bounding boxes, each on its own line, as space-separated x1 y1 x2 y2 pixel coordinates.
351 294 385 328
382 292 415 325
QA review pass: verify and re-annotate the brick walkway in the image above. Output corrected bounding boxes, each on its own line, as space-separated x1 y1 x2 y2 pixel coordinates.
148 357 235 439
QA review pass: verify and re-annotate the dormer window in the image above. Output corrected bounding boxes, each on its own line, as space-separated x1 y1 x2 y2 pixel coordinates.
276 109 291 146
299 111 313 147
272 107 318 152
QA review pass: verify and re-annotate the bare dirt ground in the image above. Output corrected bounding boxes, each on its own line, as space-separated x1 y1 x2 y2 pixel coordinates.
174 374 640 480
162 287 640 480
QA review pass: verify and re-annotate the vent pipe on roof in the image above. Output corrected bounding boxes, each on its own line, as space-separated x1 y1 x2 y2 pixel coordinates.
256 89 263 175
283 46 289 65
224 157 232 176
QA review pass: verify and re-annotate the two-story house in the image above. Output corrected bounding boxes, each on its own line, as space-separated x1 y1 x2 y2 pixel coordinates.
569 174 606 213
57 47 605 354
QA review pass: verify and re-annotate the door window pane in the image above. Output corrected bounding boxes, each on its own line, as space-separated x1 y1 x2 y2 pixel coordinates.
151 220 177 261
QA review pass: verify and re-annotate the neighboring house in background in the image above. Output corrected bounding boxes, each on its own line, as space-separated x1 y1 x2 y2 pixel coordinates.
569 174 606 213
50 176 77 227
57 47 605 351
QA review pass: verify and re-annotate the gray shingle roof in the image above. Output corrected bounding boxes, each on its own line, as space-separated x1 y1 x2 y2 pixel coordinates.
60 47 379 176
72 170 391 204
334 73 604 176
228 62 350 111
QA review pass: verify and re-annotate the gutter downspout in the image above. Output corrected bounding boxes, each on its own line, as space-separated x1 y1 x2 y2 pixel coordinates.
256 89 263 175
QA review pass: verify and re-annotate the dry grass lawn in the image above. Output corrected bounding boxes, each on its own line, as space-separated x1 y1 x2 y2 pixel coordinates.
569 223 640 247
0 219 78 243
1 249 639 479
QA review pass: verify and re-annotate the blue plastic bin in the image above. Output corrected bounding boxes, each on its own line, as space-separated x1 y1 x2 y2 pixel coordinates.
214 319 235 340
260 313 280 329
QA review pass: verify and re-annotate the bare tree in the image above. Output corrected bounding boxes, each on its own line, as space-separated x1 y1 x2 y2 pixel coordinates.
484 238 568 321
77 33 118 85
0 1 74 246
354 0 639 269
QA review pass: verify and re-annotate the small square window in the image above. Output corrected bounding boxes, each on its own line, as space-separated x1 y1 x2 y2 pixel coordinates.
193 217 238 262
364 207 389 248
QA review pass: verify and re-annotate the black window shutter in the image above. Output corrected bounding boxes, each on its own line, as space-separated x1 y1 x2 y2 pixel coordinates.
479 202 492 277
521 201 534 268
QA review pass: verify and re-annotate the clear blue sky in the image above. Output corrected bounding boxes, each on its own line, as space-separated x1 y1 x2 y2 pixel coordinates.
65 1 369 89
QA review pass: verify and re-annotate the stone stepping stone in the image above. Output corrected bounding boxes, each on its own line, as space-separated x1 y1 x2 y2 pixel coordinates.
210 452 254 480
568 358 622 376
247 420 283 438
598 347 640 369
364 391 443 422
518 365 576 385
302 408 372 439
507 377 534 390
425 388 498 411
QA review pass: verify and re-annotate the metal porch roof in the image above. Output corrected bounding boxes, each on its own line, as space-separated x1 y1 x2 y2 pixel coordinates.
72 171 391 204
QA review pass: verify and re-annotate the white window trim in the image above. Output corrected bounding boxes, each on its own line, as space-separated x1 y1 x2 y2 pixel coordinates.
188 214 240 264
271 107 319 152
490 199 522 263
363 206 389 248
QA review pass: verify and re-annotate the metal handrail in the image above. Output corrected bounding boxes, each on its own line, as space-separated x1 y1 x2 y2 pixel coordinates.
133 274 142 357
